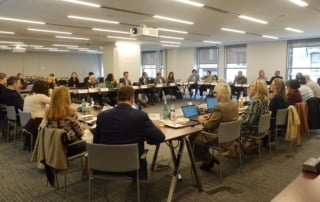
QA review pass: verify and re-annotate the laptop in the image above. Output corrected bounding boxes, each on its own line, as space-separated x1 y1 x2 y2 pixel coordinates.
181 105 200 121
206 97 218 112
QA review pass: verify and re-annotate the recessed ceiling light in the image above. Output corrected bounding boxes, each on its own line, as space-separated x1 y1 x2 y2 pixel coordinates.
0 16 45 24
262 35 279 39
107 36 137 40
157 28 188 34
68 15 119 24
285 27 304 33
175 0 204 7
29 45 43 48
0 31 15 35
288 0 308 7
238 15 268 24
28 28 72 35
153 15 193 25
203 40 222 44
49 49 70 52
0 40 23 44
221 28 246 34
92 28 129 34
62 0 101 8
52 44 78 48
33 47 58 50
160 41 181 44
159 35 184 40
55 35 90 40
161 44 180 47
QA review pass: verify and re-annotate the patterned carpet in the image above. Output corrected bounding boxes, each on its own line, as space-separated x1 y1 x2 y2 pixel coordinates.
1 100 319 201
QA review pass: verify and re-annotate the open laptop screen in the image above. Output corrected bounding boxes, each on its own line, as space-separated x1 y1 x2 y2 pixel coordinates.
181 105 199 118
206 97 218 111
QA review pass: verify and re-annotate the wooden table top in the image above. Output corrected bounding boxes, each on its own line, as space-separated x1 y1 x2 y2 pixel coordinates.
271 171 320 202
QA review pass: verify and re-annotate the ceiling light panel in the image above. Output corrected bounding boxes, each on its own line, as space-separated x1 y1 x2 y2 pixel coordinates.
262 35 279 39
175 0 204 7
238 15 268 24
288 0 308 7
157 28 188 34
160 41 181 44
221 28 246 34
153 15 194 24
92 28 129 34
162 44 180 47
28 28 72 35
0 16 45 24
0 31 15 35
107 36 137 40
62 0 101 8
55 35 89 40
68 15 119 24
159 35 184 40
203 41 221 44
285 27 304 33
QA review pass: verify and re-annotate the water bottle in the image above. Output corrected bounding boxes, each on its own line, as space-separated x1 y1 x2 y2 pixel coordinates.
170 104 175 121
81 99 86 114
162 101 168 119
90 97 95 106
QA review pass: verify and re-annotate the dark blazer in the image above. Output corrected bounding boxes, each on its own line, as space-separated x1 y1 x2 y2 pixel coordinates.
68 78 80 88
0 83 6 104
268 76 283 85
119 78 131 85
138 77 155 85
306 97 320 130
94 103 165 179
4 88 24 112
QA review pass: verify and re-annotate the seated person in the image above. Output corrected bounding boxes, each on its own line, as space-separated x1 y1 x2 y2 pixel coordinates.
296 74 314 101
286 79 302 106
138 72 155 104
187 69 199 99
84 72 94 86
118 71 132 86
68 72 80 88
190 83 239 171
199 70 214 98
23 80 51 148
241 80 269 152
94 85 165 179
4 76 24 113
269 78 287 138
155 72 166 101
166 72 180 99
87 75 98 88
17 72 28 90
46 74 56 89
104 73 117 106
0 72 7 105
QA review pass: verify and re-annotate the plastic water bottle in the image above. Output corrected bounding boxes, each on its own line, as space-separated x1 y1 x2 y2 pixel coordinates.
162 101 168 119
81 99 86 114
170 104 175 121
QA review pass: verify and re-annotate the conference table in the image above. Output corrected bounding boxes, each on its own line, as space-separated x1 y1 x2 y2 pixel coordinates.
78 109 203 202
153 121 203 202
271 171 320 202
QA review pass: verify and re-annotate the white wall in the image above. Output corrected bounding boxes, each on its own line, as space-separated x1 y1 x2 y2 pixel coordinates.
247 41 287 83
166 48 196 81
0 51 102 81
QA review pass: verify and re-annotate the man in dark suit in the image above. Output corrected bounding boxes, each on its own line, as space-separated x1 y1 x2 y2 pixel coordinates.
94 85 165 179
118 71 132 86
138 72 155 104
3 76 24 113
268 70 283 85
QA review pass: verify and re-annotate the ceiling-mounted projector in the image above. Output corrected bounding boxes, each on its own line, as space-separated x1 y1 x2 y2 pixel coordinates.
12 46 26 53
130 24 158 37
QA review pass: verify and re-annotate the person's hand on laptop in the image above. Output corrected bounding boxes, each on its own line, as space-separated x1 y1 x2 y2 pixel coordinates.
198 114 209 124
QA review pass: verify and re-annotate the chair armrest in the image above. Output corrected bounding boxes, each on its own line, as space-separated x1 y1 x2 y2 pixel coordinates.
201 131 214 136
140 149 149 159
68 140 86 147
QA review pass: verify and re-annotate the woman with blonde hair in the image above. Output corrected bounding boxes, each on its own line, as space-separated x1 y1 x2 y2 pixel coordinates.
191 83 239 171
269 78 287 130
241 80 269 136
46 86 83 143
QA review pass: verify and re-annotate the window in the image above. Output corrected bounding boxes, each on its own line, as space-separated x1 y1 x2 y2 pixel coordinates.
288 39 320 81
141 51 157 78
197 47 218 77
225 45 247 83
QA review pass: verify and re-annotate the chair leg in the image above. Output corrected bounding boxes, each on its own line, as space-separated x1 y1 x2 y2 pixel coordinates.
137 172 140 202
218 148 222 183
88 173 91 202
64 169 67 198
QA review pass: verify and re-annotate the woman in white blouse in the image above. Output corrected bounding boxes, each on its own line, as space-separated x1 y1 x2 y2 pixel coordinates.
24 80 51 118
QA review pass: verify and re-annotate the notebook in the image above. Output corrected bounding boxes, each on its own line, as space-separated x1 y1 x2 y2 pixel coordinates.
181 105 199 121
206 97 218 112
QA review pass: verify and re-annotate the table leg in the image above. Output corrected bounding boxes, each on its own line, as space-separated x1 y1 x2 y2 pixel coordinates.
167 140 184 202
185 137 202 191
151 144 160 171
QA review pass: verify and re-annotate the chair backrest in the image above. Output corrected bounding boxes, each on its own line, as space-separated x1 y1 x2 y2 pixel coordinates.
258 112 271 134
19 111 32 126
5 105 17 121
218 119 241 143
86 143 139 173
276 108 288 126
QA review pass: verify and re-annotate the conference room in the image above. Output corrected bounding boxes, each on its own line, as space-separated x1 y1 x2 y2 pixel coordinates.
1 0 320 201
